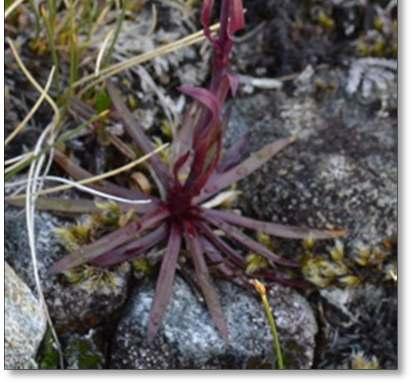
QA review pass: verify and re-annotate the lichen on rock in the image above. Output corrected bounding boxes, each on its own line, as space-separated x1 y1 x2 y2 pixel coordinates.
110 276 317 369
5 263 47 369
4 208 132 334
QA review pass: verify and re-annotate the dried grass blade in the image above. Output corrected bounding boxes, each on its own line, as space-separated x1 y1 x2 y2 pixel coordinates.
7 197 99 214
5 67 55 146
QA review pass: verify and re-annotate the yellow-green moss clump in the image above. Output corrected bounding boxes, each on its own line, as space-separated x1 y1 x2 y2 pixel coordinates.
55 202 140 286
301 238 396 288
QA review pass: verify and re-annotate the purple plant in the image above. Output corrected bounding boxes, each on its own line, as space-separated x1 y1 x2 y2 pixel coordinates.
51 0 345 341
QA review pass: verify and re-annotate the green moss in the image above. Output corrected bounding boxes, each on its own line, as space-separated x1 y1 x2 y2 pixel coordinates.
37 330 105 369
65 338 104 369
302 237 397 288
246 253 268 274
132 258 153 275
127 94 138 110
37 329 60 369
63 264 123 292
95 88 112 113
317 10 335 31
161 119 174 140
55 202 123 254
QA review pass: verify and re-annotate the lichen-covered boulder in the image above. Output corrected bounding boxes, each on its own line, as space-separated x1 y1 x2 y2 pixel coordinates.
110 276 317 369
232 65 396 259
227 64 397 368
5 263 47 369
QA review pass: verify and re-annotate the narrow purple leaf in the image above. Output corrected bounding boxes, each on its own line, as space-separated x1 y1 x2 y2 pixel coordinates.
178 86 222 184
201 212 299 268
178 94 223 195
229 0 245 34
201 0 216 43
206 209 347 239
196 221 245 268
173 151 191 183
217 133 249 172
49 208 169 273
91 225 168 267
178 85 220 128
186 134 222 196
198 222 302 287
106 81 171 186
54 149 148 200
196 136 295 203
200 236 224 265
147 224 182 341
226 73 239 97
53 149 158 213
170 103 200 165
200 237 238 279
184 222 229 341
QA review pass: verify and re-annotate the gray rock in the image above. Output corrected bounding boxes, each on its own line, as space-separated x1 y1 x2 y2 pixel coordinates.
5 263 47 369
231 66 396 258
223 66 397 369
5 208 131 333
110 276 317 369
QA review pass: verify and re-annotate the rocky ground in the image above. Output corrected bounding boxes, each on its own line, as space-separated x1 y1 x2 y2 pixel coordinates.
4 0 397 369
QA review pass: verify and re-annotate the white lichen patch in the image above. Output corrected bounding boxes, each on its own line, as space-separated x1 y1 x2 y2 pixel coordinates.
318 155 355 181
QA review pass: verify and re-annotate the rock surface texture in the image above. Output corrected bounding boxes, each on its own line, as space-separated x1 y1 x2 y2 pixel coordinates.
229 64 397 368
4 209 131 333
110 276 317 369
233 66 396 259
317 284 397 369
5 263 47 369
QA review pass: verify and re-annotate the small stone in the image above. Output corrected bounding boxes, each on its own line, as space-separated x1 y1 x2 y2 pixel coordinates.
5 263 47 369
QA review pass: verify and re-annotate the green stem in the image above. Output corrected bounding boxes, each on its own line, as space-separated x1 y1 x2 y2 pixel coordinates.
68 1 79 92
103 0 125 67
42 3 60 91
261 295 285 369
29 0 42 39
